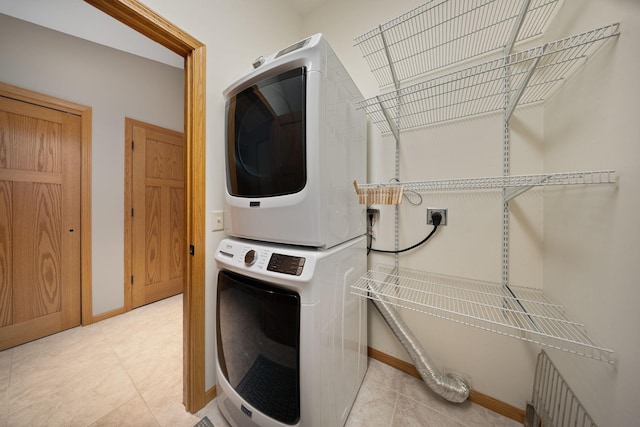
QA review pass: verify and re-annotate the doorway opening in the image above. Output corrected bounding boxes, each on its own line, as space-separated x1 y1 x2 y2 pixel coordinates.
85 0 207 412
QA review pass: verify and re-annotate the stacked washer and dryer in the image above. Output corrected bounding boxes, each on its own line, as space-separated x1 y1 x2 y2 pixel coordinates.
214 34 368 427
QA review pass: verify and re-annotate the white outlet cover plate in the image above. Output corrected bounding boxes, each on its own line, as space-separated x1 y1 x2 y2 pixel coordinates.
211 211 224 231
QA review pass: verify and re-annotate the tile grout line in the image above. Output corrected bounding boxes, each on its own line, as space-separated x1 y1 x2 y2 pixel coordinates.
399 391 471 427
2 348 14 423
95 296 186 426
94 313 163 427
389 390 401 426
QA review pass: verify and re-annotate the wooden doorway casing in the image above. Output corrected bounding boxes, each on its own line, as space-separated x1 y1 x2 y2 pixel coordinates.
84 0 207 413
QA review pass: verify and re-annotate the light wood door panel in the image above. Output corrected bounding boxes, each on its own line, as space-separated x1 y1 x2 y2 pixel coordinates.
0 96 81 350
13 181 63 324
127 119 183 309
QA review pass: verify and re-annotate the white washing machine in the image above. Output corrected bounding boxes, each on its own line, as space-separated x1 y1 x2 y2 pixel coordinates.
214 235 368 427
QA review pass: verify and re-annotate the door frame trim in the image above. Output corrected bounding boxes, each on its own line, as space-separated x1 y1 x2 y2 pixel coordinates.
0 81 93 329
83 0 207 413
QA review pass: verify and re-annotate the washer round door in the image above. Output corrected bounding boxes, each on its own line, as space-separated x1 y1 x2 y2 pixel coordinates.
216 270 301 425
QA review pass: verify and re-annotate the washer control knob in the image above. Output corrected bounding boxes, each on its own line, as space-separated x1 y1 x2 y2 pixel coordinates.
244 249 257 266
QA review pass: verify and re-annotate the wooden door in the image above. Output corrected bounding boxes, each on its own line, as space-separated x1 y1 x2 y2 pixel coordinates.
0 96 81 350
126 119 184 309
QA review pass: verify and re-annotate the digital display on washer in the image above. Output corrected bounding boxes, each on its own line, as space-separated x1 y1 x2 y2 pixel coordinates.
267 253 305 276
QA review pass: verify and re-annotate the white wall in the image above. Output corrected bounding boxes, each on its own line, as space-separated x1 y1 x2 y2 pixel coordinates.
543 1 640 426
0 0 183 68
0 13 184 316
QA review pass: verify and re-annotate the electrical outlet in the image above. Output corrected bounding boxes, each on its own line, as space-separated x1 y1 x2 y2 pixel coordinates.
211 211 224 231
427 208 447 226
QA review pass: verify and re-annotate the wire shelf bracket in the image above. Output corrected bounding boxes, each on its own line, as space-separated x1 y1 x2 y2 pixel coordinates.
506 52 541 120
379 25 401 91
377 95 400 142
506 0 533 55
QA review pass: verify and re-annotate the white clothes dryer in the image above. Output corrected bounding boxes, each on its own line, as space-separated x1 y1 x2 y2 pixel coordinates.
223 34 366 249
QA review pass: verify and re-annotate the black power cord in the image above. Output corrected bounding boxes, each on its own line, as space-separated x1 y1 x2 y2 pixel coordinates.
367 211 442 254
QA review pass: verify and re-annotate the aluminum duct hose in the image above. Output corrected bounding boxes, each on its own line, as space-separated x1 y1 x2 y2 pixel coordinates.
369 285 470 403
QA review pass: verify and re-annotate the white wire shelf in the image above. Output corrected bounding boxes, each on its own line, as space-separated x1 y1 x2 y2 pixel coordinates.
355 170 616 202
353 265 614 364
357 24 619 134
354 0 562 88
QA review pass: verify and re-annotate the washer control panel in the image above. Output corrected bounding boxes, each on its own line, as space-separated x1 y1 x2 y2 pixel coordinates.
267 253 305 276
216 239 309 277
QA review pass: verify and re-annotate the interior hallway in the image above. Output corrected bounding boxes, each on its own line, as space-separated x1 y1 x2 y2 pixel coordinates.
0 295 520 426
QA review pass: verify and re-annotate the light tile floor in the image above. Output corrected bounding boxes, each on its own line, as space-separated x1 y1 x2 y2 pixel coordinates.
0 295 522 427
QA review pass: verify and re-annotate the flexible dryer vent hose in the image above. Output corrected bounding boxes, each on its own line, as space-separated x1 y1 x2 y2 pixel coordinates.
370 285 470 403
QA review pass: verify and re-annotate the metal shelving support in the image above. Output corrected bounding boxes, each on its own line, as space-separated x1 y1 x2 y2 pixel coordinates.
357 24 620 135
354 0 562 88
505 53 541 120
353 0 619 365
502 42 512 287
353 266 615 364
505 0 533 55
377 96 400 143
